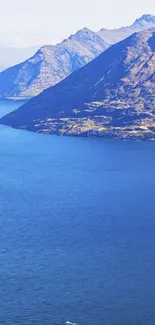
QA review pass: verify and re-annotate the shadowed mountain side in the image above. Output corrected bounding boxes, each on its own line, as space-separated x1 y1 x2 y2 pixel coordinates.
1 28 155 140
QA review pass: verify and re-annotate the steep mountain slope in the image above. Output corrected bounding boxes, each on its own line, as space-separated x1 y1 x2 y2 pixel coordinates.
0 45 40 71
0 14 154 99
98 14 155 44
1 28 155 140
0 29 109 99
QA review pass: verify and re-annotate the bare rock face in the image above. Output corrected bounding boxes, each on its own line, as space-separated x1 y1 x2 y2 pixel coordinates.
0 28 109 99
1 28 155 141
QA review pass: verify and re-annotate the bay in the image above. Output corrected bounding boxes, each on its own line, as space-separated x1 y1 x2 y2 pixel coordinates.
0 101 155 325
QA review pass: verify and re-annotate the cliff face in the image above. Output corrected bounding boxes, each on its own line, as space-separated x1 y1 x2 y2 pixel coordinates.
1 28 155 140
0 29 109 98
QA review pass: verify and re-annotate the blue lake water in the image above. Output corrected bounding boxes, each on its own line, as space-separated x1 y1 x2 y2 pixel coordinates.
0 101 155 325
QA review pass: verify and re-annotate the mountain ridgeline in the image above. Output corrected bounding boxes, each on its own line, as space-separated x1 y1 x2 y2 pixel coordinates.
0 29 109 98
98 14 155 44
0 14 154 99
1 28 155 140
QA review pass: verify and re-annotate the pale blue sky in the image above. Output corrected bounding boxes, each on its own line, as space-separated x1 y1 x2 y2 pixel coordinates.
0 0 155 47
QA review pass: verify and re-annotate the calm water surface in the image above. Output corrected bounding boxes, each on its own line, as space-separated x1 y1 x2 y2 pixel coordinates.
0 101 155 325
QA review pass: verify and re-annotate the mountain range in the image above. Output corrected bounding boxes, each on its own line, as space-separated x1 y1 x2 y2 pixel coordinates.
0 14 154 99
1 27 155 140
0 29 109 98
98 14 155 44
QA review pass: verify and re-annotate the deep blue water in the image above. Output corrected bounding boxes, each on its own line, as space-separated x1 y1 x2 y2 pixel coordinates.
0 101 155 325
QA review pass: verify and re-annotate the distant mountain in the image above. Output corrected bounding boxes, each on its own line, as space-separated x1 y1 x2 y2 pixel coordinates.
1 28 155 140
98 14 155 44
0 29 109 99
0 45 40 71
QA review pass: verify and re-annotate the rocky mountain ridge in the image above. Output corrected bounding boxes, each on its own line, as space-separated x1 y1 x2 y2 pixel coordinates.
0 29 109 98
1 28 155 141
0 14 154 99
98 14 155 44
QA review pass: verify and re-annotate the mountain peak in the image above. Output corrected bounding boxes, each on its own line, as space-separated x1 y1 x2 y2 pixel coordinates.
0 26 109 99
67 27 109 48
68 27 96 41
98 14 155 44
133 14 155 26
79 27 93 33
2 28 155 140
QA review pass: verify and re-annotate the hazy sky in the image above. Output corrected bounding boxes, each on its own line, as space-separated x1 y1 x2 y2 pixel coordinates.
0 0 155 47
